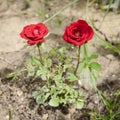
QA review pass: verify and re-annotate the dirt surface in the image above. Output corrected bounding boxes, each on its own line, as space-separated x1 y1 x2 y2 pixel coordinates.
0 0 120 120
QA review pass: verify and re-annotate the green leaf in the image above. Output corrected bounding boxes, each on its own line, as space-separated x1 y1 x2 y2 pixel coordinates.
68 73 78 82
33 91 40 98
89 62 101 71
46 59 52 68
53 75 62 81
49 97 59 107
50 86 57 95
36 70 42 77
63 64 69 72
31 57 40 65
89 54 98 60
36 69 47 76
59 47 66 54
36 95 45 104
96 33 120 55
74 101 84 109
44 93 50 101
6 72 20 79
101 93 112 110
116 90 120 96
49 48 57 56
36 93 50 104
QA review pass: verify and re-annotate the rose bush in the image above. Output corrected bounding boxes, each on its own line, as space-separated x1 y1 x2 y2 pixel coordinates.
20 23 48 45
63 20 94 46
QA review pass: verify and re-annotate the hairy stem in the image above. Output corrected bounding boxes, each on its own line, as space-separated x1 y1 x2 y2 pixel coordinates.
43 0 79 23
74 46 81 75
37 44 43 65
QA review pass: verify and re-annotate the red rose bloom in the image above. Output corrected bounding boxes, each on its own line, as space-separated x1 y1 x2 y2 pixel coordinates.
20 23 48 45
63 20 94 46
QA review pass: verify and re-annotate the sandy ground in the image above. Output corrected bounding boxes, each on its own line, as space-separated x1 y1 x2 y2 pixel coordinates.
0 0 120 120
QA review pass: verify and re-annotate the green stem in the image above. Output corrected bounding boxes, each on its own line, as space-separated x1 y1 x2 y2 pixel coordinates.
83 44 88 58
43 0 79 23
46 76 50 88
74 46 81 75
9 110 11 120
85 0 89 20
99 0 114 29
37 44 43 65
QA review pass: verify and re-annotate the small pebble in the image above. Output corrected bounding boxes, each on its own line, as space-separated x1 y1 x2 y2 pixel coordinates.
94 100 98 104
17 90 23 96
45 14 49 18
112 74 116 78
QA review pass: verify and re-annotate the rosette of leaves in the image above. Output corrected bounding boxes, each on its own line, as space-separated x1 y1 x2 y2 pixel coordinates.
25 46 84 109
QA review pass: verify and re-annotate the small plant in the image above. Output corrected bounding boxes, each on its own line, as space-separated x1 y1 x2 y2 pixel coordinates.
90 89 120 120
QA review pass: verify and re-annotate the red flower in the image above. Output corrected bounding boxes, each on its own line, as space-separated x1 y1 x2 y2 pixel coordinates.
63 20 94 46
20 23 48 45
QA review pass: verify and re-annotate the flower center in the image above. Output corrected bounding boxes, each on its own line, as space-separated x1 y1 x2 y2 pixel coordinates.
75 31 80 36
34 29 39 35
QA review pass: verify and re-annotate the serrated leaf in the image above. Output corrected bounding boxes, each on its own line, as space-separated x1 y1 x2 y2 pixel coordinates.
49 97 59 107
74 101 84 109
36 93 50 104
44 93 50 100
36 95 45 104
50 86 57 95
42 85 50 92
33 92 39 98
68 73 78 82
89 62 101 71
